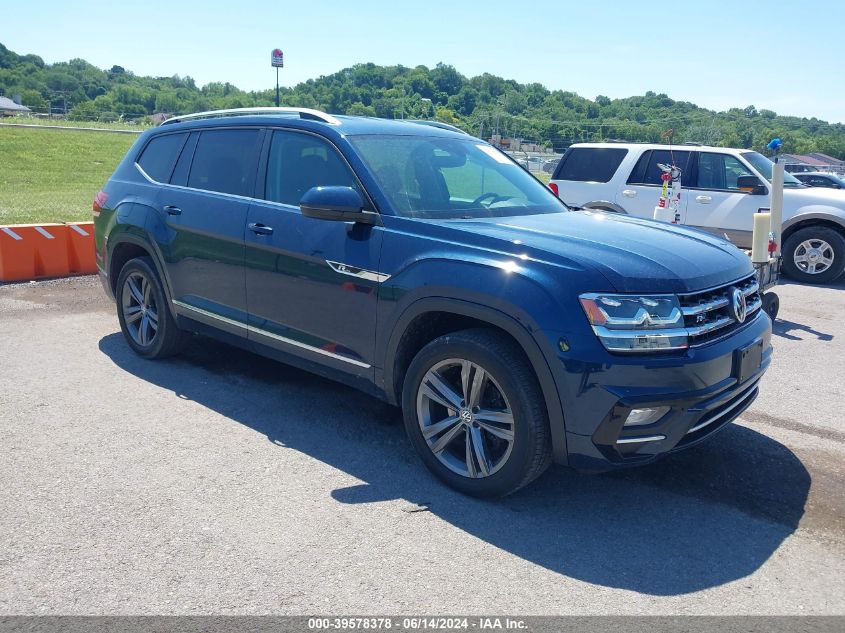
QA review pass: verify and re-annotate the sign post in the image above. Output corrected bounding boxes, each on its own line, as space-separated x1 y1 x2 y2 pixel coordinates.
271 48 284 107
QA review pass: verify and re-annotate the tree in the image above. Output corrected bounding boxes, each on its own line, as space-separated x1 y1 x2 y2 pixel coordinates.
154 91 179 113
0 41 842 159
20 89 47 111
685 122 722 145
347 102 376 116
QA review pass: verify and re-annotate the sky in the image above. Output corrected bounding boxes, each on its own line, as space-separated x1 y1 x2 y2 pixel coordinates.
3 0 843 123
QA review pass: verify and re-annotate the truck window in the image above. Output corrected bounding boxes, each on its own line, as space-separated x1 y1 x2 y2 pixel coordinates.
553 148 628 183
627 150 692 186
698 153 754 191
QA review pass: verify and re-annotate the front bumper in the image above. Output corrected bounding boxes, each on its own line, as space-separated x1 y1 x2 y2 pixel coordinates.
549 310 772 471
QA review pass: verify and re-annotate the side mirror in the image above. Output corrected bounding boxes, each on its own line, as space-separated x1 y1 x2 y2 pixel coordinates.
737 174 767 195
300 186 377 225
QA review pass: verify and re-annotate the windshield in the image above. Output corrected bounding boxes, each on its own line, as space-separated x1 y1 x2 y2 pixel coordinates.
349 135 566 219
741 152 804 188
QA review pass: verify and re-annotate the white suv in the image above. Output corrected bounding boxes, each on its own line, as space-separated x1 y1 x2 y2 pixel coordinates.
550 143 845 284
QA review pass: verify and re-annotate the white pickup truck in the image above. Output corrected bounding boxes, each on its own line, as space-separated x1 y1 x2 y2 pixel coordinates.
550 142 845 284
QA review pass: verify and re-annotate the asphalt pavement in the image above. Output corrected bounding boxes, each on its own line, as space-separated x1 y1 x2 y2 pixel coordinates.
0 275 843 614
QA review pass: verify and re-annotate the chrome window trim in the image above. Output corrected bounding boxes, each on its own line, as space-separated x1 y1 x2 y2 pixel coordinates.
135 162 260 204
172 300 371 369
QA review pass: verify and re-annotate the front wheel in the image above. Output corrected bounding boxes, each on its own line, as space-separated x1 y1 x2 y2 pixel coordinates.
401 329 552 498
782 226 845 284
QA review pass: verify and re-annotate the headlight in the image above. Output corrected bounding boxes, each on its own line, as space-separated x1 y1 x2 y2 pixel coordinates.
579 293 687 352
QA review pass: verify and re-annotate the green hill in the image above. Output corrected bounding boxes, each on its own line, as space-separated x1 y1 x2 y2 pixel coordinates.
1 41 843 157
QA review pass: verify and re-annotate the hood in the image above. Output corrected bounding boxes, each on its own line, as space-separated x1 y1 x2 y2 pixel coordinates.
785 185 845 209
443 211 753 293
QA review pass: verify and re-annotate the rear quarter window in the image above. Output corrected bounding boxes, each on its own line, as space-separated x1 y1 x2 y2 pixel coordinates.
136 133 188 183
553 147 628 182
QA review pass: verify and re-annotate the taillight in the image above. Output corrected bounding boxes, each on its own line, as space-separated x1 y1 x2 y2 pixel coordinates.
93 190 108 216
548 182 559 197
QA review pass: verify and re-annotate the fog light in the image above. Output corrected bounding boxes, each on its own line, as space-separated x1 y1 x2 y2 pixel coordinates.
624 406 670 427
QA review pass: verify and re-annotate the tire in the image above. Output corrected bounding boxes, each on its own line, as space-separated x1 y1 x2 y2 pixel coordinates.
115 256 190 359
762 292 780 321
782 226 845 284
401 328 552 498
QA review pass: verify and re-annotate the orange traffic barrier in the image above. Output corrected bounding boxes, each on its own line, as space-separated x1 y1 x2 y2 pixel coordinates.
65 222 97 275
0 223 71 282
0 221 97 282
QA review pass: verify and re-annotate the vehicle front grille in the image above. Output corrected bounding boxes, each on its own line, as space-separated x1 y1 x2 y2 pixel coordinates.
679 275 762 346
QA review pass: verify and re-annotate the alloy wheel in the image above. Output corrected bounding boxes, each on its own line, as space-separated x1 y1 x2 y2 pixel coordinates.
416 358 515 479
121 272 159 346
793 238 835 275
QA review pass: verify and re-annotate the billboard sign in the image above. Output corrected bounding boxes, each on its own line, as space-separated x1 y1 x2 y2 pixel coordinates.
271 49 284 68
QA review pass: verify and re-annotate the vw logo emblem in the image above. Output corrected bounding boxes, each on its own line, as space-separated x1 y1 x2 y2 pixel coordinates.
730 287 747 324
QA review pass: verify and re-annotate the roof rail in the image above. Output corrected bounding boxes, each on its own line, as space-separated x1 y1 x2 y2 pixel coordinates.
408 120 471 136
161 107 341 126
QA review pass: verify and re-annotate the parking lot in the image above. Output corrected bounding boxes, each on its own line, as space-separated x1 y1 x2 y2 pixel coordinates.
0 275 843 614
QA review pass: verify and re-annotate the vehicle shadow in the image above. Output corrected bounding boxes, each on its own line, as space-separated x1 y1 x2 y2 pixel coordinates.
98 333 810 597
778 278 845 291
773 318 834 341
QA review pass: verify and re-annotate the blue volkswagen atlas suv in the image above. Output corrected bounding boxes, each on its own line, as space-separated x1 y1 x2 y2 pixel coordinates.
94 107 772 497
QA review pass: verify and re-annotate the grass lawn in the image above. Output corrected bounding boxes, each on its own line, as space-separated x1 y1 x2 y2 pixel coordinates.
0 125 137 224
1 119 554 225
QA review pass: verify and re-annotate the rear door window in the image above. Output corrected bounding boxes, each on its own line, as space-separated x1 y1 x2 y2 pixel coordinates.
553 147 628 182
627 149 693 186
136 132 188 183
187 128 262 196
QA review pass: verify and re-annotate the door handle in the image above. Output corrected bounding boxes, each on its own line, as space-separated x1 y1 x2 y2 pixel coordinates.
695 196 712 204
622 189 637 198
248 222 274 236
163 205 182 216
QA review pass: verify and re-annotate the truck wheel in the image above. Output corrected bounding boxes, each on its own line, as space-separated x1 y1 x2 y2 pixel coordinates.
116 256 191 359
401 329 552 498
782 226 845 284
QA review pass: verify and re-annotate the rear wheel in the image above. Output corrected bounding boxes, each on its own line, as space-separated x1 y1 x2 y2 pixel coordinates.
116 256 190 359
782 226 845 284
401 329 552 498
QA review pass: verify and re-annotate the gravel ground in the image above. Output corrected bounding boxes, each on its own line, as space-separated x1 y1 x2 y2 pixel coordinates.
0 275 843 615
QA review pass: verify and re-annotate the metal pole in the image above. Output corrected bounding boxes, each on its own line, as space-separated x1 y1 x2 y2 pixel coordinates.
771 157 784 257
275 67 280 107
